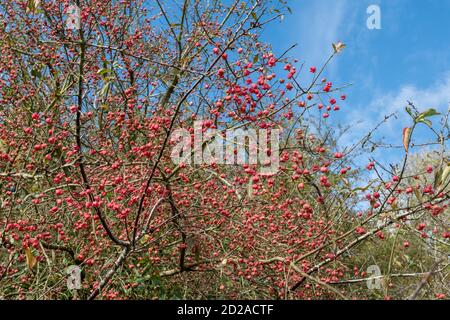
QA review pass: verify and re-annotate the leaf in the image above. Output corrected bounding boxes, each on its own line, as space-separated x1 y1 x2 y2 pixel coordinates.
402 127 411 153
25 247 37 271
351 181 374 193
418 108 440 120
394 258 403 268
97 68 110 77
421 119 433 128
140 234 151 245
391 200 398 211
413 187 423 203
442 165 450 184
416 108 441 127
26 1 35 13
0 139 8 153
405 106 415 120
26 0 41 13
332 41 346 54
436 165 450 190
251 12 257 21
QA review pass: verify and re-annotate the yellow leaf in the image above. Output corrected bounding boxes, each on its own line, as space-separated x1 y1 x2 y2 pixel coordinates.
332 41 346 54
440 165 450 190
25 247 37 271
140 234 151 245
0 139 7 153
402 127 411 153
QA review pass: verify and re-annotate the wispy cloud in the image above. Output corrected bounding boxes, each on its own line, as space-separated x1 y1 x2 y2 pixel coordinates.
295 0 349 68
339 71 450 161
369 72 450 117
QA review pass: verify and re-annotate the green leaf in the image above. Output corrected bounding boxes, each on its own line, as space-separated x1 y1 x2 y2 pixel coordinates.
421 119 433 128
97 68 107 75
419 108 440 119
251 12 257 21
405 106 415 119
97 68 111 78
416 108 440 127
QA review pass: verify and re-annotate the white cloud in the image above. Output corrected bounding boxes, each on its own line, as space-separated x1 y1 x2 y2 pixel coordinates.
342 71 450 141
296 0 349 68
371 72 450 117
338 72 450 165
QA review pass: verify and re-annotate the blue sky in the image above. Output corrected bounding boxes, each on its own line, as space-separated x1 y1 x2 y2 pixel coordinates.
262 0 450 165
